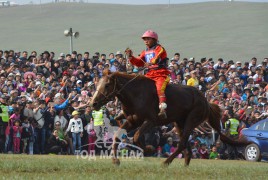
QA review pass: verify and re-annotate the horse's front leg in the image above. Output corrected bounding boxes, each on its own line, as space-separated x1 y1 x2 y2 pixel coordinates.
112 118 136 165
133 120 155 153
114 111 126 127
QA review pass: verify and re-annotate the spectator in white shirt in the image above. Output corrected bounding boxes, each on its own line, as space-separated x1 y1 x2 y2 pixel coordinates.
65 111 83 154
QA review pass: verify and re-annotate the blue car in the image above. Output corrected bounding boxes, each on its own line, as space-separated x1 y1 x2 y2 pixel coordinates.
240 118 268 161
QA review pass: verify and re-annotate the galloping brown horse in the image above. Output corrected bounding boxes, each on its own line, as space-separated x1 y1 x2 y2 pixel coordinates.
91 70 247 166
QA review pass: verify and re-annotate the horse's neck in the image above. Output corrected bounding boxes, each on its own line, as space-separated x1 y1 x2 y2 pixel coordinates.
116 76 138 107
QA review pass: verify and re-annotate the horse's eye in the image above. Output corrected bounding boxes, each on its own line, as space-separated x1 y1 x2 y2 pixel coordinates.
105 84 109 88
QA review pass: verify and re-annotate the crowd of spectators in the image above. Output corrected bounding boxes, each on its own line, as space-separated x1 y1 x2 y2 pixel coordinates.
0 49 267 160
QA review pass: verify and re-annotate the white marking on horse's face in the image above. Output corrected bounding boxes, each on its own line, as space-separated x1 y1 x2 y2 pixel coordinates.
92 77 107 103
92 77 105 103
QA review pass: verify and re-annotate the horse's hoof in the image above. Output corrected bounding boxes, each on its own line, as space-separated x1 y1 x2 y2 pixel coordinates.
162 161 170 167
112 158 120 166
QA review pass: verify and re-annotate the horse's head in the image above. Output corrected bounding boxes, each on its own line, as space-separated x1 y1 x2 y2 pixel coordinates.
90 70 117 110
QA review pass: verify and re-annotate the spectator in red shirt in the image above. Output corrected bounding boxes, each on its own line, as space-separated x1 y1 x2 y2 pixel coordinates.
198 143 209 159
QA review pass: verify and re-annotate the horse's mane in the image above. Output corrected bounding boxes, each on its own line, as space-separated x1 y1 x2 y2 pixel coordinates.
112 72 150 81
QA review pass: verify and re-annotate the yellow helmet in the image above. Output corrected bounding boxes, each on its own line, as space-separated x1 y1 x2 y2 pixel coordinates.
72 111 79 116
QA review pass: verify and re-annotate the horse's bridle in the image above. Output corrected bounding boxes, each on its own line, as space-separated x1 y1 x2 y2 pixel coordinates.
94 74 140 103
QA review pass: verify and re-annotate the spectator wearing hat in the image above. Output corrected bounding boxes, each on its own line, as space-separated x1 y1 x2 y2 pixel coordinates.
104 62 110 71
14 72 21 84
76 80 83 93
257 103 265 113
65 111 83 154
115 51 123 61
205 71 215 83
229 64 237 72
241 87 252 102
110 60 120 72
182 72 190 85
236 61 242 68
187 70 199 88
7 72 15 84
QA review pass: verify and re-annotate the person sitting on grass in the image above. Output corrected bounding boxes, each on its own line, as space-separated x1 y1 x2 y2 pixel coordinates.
209 146 219 159
162 137 174 157
198 143 209 159
46 129 67 154
118 138 129 157
54 121 73 154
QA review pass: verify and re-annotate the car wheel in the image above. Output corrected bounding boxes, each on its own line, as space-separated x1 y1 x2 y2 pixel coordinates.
245 144 261 162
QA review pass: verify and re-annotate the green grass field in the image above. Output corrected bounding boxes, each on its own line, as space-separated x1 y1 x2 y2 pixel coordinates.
0 155 267 179
0 2 268 61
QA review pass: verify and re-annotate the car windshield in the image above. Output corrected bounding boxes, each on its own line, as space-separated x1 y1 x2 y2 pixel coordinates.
254 121 268 131
263 122 268 131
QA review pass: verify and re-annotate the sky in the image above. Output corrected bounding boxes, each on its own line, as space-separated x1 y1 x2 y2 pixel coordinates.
10 0 268 5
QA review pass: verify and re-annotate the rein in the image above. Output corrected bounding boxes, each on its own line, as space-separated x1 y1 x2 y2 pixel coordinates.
117 74 140 94
95 73 140 102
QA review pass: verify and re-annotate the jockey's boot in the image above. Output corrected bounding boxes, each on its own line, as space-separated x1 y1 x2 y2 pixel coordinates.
158 102 167 119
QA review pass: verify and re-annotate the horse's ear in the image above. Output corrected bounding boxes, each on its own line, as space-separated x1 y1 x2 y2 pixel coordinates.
103 69 112 76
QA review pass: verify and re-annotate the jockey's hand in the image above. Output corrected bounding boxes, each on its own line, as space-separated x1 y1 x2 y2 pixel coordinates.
144 63 151 68
125 48 133 57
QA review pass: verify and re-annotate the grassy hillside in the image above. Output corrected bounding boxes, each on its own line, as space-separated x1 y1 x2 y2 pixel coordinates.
0 2 267 61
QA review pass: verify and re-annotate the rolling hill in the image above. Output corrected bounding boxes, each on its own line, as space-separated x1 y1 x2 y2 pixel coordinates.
0 2 267 61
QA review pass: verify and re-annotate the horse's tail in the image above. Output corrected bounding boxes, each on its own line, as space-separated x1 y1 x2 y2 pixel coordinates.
208 103 249 146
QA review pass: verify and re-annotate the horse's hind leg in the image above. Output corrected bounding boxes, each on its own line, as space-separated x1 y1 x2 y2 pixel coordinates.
184 140 192 166
164 111 202 166
174 123 193 166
